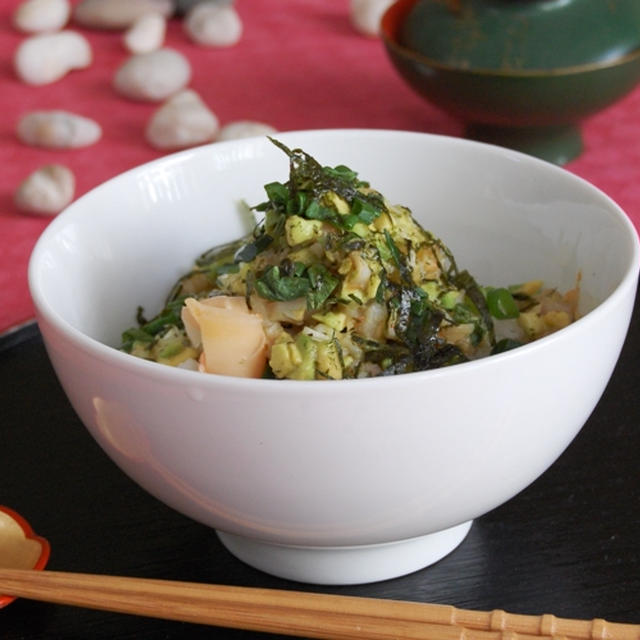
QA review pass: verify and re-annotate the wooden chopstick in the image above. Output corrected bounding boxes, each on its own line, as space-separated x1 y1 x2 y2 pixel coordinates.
1 569 638 640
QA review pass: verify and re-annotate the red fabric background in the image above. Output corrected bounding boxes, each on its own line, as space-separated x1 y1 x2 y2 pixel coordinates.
1 0 639 333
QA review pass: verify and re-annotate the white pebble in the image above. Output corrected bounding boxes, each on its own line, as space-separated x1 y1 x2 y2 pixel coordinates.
349 0 394 37
17 111 102 149
184 3 242 47
146 89 219 149
15 164 75 216
14 30 92 85
123 12 166 54
12 0 71 33
217 120 276 142
113 48 191 102
73 0 173 29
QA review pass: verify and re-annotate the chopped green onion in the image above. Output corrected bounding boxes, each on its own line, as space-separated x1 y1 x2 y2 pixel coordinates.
306 264 339 310
492 338 523 354
264 181 289 205
486 288 520 319
255 265 310 301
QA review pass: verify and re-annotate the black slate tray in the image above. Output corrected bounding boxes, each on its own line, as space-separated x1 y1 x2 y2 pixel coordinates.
1 301 639 638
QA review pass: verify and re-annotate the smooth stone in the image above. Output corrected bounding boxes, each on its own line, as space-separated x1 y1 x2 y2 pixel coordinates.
73 0 173 29
113 48 191 102
217 120 276 142
183 2 242 47
15 164 75 216
17 111 102 149
146 89 219 149
12 0 71 33
350 0 394 37
14 30 92 85
123 12 166 54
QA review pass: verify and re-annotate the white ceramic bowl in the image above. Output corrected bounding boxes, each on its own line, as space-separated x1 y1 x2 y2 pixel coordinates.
29 130 639 585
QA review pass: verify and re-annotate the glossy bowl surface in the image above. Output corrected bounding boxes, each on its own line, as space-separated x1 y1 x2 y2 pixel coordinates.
28 130 639 584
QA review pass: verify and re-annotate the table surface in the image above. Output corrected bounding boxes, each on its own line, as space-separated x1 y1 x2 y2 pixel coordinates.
2 2 640 638
2 0 640 334
1 296 639 638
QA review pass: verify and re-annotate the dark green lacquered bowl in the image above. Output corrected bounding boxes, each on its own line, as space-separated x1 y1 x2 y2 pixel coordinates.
381 0 640 164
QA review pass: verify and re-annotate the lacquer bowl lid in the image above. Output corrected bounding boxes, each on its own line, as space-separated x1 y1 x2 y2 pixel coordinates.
382 0 640 163
399 0 640 72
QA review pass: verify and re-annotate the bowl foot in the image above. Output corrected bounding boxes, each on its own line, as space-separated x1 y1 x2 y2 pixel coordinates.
465 123 584 165
216 520 472 585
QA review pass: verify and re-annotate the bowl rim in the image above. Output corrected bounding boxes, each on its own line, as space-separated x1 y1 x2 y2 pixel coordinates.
381 0 640 78
28 128 640 393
